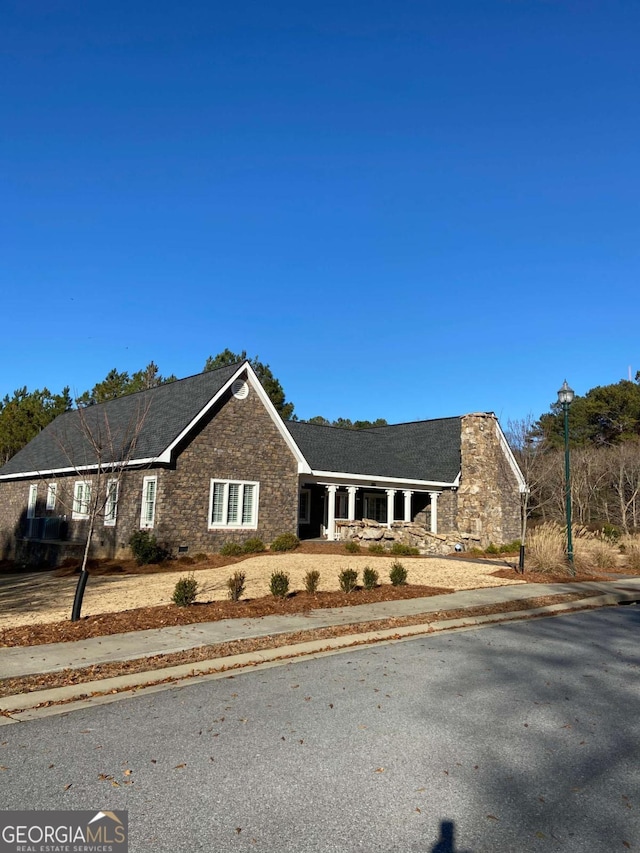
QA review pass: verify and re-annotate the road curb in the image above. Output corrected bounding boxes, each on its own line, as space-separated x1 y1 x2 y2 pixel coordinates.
1 591 637 723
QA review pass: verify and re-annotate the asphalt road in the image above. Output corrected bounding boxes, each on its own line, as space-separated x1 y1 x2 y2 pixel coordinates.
1 607 638 853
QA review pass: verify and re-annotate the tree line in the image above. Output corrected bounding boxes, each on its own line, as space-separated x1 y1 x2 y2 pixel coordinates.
3 351 639 535
509 373 640 535
0 349 386 466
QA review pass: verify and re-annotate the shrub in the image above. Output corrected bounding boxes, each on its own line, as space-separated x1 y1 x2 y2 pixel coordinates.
243 537 265 554
270 571 290 598
362 566 379 590
226 571 246 601
304 569 321 594
389 560 408 586
368 542 386 555
270 533 300 552
391 542 419 556
339 568 358 593
129 531 168 565
602 524 621 543
344 540 361 554
220 542 244 557
193 553 209 563
172 573 198 606
484 542 501 555
176 555 195 566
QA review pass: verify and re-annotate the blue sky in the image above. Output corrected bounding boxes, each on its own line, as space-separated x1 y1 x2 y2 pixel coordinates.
1 0 638 426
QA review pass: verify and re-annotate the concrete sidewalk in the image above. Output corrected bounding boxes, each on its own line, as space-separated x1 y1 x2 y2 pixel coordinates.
2 578 640 680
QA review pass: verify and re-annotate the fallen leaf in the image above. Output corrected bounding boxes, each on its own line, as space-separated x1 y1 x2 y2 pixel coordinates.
486 814 499 821
329 704 334 709
375 768 385 773
64 784 72 791
235 828 242 834
174 763 186 770
111 780 120 787
124 769 132 776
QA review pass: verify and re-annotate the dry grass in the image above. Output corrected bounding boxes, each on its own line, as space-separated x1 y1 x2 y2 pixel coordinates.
526 523 640 574
526 523 567 573
621 535 640 571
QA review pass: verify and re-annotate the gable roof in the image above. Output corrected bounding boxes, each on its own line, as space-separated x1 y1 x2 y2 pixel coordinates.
0 361 464 486
0 362 246 478
286 417 462 484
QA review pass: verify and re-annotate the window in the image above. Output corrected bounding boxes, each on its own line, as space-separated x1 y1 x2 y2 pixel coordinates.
27 485 38 519
336 492 348 520
298 489 311 524
363 493 387 523
72 481 92 519
140 476 157 528
104 479 119 527
46 483 57 511
209 479 258 528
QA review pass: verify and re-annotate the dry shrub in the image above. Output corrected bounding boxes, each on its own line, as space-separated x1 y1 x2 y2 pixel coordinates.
621 535 640 571
573 535 619 573
526 523 566 573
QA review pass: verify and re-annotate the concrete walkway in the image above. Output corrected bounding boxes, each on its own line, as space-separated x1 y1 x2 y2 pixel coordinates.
2 578 640 680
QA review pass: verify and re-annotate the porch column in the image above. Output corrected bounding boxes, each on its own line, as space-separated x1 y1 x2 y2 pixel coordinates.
347 486 357 521
428 491 440 534
403 490 413 522
386 489 396 528
326 484 337 541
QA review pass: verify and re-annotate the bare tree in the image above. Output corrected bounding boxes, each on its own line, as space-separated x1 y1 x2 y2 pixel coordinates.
44 397 151 620
505 415 561 571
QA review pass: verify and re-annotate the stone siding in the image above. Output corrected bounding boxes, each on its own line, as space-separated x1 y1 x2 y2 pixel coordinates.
0 380 299 565
158 384 299 553
456 413 521 547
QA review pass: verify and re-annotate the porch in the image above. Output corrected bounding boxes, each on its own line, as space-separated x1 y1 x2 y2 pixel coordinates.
297 481 447 541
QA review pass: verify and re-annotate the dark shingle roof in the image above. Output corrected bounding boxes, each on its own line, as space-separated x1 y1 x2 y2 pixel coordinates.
0 362 244 477
286 417 462 483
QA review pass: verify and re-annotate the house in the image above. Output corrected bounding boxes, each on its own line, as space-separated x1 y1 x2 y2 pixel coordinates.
0 361 526 565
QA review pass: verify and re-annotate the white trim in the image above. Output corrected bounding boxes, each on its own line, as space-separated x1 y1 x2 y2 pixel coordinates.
495 421 528 492
310 470 456 490
208 478 260 529
0 460 150 481
156 364 310 473
46 483 57 511
140 475 157 529
72 480 92 520
104 478 119 527
27 484 38 519
0 364 309 481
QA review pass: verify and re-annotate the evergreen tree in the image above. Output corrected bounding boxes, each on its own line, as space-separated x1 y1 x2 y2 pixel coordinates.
203 349 295 420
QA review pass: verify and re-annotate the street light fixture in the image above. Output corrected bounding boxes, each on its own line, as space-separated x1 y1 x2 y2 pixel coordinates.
557 380 575 574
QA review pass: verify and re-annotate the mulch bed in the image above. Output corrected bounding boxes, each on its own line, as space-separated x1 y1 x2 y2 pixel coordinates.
0 584 453 648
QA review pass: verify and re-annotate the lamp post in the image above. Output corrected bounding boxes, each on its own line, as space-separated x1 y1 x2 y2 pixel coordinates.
557 380 575 574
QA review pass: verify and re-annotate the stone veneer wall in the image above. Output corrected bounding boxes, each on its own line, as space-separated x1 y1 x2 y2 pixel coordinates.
455 413 521 547
0 468 162 565
0 378 300 564
156 382 299 553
